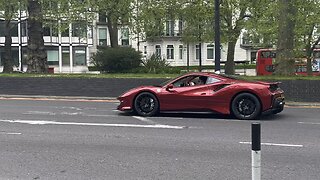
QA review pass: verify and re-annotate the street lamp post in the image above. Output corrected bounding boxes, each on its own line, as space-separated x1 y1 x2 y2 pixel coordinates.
214 0 221 74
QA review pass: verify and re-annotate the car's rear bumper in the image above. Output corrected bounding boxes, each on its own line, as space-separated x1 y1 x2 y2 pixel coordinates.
264 95 285 114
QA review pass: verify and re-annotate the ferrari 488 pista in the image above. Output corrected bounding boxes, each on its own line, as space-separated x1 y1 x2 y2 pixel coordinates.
117 72 285 120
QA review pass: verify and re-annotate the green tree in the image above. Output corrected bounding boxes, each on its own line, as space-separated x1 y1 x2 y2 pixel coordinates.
25 0 93 73
274 0 297 75
294 0 320 75
180 0 214 71
0 0 21 73
245 0 278 48
26 0 48 73
220 0 251 75
91 0 134 48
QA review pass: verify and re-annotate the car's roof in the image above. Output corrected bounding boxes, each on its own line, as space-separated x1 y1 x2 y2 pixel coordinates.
182 72 224 78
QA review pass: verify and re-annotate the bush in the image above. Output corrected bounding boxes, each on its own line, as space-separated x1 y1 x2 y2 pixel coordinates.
91 47 142 73
141 54 171 73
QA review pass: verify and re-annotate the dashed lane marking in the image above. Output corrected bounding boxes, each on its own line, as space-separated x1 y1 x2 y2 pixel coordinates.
239 142 303 148
298 122 320 125
0 132 22 135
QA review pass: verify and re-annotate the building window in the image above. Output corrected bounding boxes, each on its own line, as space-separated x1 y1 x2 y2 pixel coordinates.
43 21 58 37
178 19 183 36
98 28 107 46
167 45 174 59
155 45 161 58
196 45 200 60
21 20 28 37
121 28 129 46
0 48 19 66
73 47 86 66
61 21 69 37
47 50 59 65
207 44 214 59
72 21 87 37
179 45 183 59
0 20 18 37
62 47 70 66
166 20 174 36
98 12 107 23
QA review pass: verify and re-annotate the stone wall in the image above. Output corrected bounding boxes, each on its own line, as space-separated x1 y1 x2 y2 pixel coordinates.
0 77 319 102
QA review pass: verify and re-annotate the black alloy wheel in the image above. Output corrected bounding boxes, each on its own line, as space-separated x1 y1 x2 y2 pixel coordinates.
231 93 261 120
134 92 159 117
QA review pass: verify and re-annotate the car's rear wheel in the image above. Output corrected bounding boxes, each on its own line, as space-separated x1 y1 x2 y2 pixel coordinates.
134 92 159 117
231 93 261 120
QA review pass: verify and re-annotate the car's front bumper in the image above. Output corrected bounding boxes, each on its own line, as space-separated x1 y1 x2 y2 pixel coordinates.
117 97 133 112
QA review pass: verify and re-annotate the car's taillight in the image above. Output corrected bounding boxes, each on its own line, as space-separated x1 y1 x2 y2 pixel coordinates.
269 84 280 92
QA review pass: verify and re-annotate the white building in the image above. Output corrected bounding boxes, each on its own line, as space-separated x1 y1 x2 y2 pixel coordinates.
0 14 256 73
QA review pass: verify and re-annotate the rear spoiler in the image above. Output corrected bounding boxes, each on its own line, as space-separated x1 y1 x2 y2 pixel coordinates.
256 81 281 91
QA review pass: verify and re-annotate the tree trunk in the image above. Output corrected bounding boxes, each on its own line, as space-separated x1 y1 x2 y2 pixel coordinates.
274 0 296 75
306 45 313 75
225 40 237 75
3 18 13 73
107 16 119 48
27 0 48 73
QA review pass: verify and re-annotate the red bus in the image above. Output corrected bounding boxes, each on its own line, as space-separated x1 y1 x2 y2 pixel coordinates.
256 49 320 76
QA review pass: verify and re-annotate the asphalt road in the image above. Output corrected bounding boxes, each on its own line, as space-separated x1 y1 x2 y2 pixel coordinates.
0 98 319 180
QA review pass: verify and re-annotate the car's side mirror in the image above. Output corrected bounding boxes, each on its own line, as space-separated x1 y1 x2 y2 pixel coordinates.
166 84 175 92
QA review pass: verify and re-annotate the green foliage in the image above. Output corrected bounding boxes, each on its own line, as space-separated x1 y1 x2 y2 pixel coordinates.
91 47 142 73
140 54 171 73
245 0 278 48
180 0 214 43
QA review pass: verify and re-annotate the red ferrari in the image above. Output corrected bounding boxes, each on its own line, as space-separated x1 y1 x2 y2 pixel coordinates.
117 72 285 120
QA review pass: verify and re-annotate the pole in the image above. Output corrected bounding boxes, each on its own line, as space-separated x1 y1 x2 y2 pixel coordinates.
252 123 261 180
214 0 221 74
187 43 190 72
19 0 23 72
199 43 202 72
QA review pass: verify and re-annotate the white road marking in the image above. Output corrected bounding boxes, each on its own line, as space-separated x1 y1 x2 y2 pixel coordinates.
85 114 117 117
239 142 303 148
0 119 185 129
23 111 56 116
61 112 83 115
298 122 320 125
133 116 156 124
0 132 22 135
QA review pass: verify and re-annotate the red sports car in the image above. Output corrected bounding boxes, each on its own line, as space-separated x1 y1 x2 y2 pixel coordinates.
117 72 285 120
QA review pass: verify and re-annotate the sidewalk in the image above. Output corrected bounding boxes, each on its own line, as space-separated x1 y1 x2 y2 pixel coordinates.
1 94 320 107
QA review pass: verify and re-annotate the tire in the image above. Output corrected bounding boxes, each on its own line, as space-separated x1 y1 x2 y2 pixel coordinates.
134 92 159 117
231 93 261 120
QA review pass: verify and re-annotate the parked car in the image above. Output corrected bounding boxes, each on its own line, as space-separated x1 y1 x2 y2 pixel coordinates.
117 72 285 120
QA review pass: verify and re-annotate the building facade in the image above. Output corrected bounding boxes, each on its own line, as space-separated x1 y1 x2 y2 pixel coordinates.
0 14 256 73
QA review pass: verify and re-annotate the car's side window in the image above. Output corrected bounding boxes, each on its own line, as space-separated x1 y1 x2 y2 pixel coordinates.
206 77 221 84
172 75 210 87
172 76 194 87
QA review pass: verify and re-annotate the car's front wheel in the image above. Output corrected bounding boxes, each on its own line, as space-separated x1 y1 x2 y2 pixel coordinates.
134 92 159 117
231 93 261 120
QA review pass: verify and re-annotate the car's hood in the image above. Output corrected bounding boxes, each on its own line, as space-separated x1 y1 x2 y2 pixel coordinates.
118 85 160 98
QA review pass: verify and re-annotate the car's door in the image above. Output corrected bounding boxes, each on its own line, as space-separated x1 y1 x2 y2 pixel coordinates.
158 75 214 111
159 85 211 111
